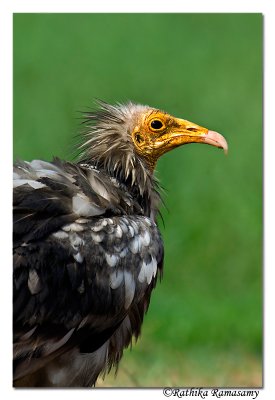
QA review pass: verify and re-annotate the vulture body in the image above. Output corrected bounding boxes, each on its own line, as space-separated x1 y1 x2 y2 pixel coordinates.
13 101 227 387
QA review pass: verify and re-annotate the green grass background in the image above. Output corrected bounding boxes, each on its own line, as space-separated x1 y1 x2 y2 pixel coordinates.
13 13 262 387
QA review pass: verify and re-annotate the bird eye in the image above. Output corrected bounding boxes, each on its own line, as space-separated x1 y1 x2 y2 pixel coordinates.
150 119 164 130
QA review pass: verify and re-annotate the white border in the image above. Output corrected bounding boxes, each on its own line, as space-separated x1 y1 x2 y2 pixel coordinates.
0 0 268 13
1 1 274 398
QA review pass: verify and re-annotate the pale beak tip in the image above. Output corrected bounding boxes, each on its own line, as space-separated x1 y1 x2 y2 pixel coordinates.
207 130 228 155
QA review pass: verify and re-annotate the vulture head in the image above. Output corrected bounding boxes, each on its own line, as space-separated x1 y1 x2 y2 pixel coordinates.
79 101 228 191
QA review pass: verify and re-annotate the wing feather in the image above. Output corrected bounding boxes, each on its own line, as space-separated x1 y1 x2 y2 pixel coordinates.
13 159 164 386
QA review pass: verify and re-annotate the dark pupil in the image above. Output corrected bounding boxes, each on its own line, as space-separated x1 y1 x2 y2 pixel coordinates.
151 120 163 129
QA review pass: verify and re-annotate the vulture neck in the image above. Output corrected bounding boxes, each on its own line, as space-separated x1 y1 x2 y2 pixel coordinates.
79 154 161 219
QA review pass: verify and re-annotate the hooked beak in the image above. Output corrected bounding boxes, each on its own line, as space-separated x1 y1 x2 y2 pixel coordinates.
154 117 228 155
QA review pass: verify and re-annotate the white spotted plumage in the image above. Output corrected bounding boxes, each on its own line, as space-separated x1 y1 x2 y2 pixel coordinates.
13 101 165 388
105 253 119 267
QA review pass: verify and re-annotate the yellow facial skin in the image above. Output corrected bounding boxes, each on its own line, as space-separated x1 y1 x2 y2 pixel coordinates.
132 110 228 170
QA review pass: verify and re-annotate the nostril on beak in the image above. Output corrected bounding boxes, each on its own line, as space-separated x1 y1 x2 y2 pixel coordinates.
186 127 198 132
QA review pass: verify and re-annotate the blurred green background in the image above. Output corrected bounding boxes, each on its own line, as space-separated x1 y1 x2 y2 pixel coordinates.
13 13 262 387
